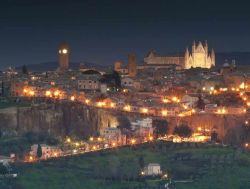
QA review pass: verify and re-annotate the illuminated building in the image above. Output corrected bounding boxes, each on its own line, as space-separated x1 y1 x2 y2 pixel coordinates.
144 41 215 69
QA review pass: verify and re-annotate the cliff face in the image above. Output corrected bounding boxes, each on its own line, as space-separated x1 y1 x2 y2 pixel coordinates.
0 104 246 145
0 103 123 139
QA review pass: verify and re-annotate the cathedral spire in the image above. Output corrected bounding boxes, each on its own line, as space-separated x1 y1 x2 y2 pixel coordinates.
204 40 208 54
192 40 196 52
185 47 189 57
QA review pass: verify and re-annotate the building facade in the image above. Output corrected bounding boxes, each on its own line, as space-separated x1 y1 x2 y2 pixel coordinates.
144 41 215 69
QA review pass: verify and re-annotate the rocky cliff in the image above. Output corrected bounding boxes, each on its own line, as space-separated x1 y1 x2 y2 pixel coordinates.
0 103 246 144
0 103 126 140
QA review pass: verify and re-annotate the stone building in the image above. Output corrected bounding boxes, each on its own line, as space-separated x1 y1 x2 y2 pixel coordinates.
58 43 69 71
128 54 137 77
144 41 215 69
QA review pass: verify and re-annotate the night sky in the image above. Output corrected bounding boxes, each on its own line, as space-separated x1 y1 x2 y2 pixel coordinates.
0 0 250 68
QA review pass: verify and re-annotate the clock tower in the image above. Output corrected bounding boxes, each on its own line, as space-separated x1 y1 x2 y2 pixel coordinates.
58 43 69 71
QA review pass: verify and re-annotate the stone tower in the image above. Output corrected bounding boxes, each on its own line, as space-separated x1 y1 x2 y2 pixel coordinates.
128 53 137 77
114 61 123 72
58 43 69 71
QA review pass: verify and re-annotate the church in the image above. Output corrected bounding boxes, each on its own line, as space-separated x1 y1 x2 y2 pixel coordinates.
144 41 215 69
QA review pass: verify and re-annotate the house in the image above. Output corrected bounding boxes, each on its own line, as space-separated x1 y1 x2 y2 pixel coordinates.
143 163 162 176
131 118 154 138
121 77 134 88
100 127 123 144
30 144 63 159
0 155 13 165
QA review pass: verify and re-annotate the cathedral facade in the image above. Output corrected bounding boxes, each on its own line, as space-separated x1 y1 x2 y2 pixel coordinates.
144 41 215 69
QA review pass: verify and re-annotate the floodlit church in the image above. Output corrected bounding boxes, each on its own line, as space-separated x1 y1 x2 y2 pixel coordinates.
144 41 215 69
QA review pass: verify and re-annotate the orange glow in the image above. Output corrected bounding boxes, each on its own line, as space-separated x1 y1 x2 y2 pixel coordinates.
183 105 188 109
149 136 153 141
97 101 106 107
191 109 196 113
85 99 90 104
162 98 170 103
216 107 227 114
54 90 59 96
197 127 202 131
247 102 250 107
29 156 33 161
112 142 116 147
89 137 94 141
70 96 75 101
45 90 51 97
172 96 180 103
23 88 28 93
178 113 184 117
123 105 131 111
240 82 245 89
245 120 249 125
92 146 97 150
245 143 249 148
29 90 35 96
243 97 247 101
110 103 116 108
141 108 148 113
97 137 102 142
161 110 167 116
131 139 136 144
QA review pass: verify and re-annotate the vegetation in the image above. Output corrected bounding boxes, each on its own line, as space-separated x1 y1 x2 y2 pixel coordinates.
6 142 250 189
99 71 121 90
36 144 42 159
153 119 168 137
173 124 193 138
22 65 28 75
196 95 205 110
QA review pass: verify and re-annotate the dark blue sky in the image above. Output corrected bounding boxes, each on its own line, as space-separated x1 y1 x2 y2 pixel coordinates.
0 0 250 68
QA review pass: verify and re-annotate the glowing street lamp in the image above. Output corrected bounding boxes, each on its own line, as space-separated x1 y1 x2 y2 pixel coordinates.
110 103 116 108
45 90 51 97
123 105 131 112
141 108 148 114
131 139 136 145
54 90 59 97
70 96 75 101
161 110 167 116
85 99 90 104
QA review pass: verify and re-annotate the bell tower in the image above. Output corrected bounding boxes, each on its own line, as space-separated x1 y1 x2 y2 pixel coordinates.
58 43 69 71
128 53 137 77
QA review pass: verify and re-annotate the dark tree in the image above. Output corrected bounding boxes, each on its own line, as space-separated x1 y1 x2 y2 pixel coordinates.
0 164 8 175
196 95 205 110
173 124 192 138
99 71 121 91
112 70 121 88
211 131 218 142
153 119 168 137
138 155 145 169
22 65 28 75
37 144 42 159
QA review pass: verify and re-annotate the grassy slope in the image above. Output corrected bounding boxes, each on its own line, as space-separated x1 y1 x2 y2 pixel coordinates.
12 142 250 189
